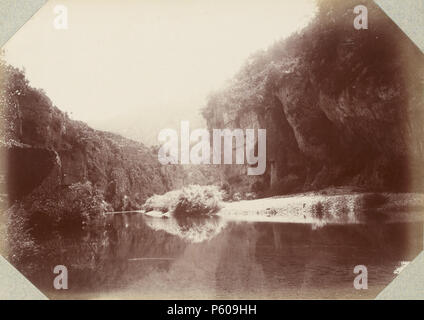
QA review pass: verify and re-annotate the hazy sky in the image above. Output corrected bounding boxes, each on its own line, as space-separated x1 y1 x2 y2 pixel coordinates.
3 0 316 144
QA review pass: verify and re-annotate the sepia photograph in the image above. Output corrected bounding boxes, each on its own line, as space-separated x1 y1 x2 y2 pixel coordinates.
0 0 423 302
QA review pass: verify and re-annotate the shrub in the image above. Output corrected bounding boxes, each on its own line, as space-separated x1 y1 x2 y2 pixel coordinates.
142 190 181 213
143 185 223 217
174 185 223 217
220 182 232 201
10 182 109 240
232 192 242 201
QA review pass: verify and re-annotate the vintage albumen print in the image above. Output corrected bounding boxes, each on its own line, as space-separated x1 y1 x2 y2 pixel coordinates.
0 0 423 299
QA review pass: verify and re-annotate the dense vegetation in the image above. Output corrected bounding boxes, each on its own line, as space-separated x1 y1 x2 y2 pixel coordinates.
202 0 424 195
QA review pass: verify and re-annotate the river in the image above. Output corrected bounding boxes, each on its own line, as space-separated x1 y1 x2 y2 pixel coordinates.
19 212 423 299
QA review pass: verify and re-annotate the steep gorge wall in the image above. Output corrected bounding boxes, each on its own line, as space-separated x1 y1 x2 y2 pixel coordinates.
203 0 424 194
0 63 218 212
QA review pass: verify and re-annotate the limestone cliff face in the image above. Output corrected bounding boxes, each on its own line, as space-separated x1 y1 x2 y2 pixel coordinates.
0 84 168 210
0 64 218 211
203 0 424 194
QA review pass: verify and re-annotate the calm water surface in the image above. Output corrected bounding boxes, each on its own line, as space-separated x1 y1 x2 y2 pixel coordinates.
22 213 423 299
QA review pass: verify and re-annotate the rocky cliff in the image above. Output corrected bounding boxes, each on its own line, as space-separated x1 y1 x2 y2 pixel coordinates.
0 61 219 214
202 0 424 195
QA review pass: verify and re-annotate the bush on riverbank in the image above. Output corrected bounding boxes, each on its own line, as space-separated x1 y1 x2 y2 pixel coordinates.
6 181 111 275
143 190 181 213
8 182 110 240
143 185 223 217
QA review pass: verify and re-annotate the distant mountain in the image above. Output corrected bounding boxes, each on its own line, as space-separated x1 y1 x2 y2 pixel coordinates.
90 109 206 147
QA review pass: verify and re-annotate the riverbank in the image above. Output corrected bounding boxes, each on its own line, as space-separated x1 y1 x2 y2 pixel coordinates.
217 191 424 224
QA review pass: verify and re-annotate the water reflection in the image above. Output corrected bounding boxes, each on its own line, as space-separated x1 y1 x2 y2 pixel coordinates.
11 213 423 299
144 215 228 243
